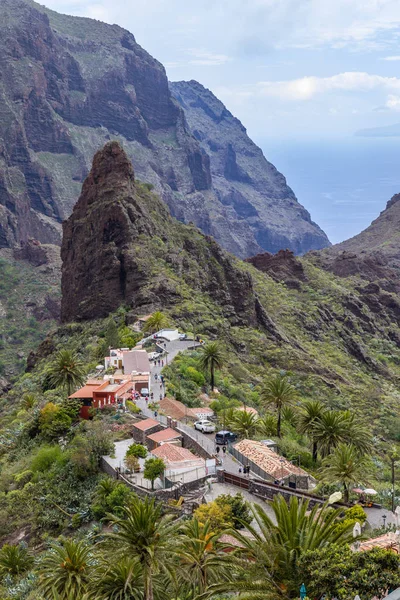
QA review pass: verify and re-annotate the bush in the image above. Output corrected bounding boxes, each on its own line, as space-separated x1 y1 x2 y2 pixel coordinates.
345 504 367 524
126 401 141 414
194 501 233 530
215 493 252 529
30 445 64 473
126 443 147 459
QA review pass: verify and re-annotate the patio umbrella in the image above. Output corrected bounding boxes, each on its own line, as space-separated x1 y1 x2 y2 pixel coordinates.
364 488 378 495
352 488 364 494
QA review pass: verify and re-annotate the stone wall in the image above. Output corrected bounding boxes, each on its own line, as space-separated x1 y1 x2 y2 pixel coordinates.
175 427 213 460
132 423 163 445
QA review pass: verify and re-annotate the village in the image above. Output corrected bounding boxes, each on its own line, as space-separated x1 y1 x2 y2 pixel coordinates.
64 314 400 568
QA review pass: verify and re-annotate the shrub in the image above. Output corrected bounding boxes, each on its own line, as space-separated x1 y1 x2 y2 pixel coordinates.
126 401 141 415
30 445 64 473
215 493 252 529
194 501 233 530
126 443 147 459
0 544 33 577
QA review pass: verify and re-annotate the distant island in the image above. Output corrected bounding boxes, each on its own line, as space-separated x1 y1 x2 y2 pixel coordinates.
355 122 400 137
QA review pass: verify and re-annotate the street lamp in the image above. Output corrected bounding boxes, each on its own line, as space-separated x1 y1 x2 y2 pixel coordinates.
300 583 307 599
383 514 387 528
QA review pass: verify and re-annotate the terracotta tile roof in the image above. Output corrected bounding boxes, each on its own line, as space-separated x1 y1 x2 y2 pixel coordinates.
69 385 97 399
159 397 187 420
358 533 399 552
152 443 200 463
132 418 159 431
159 397 213 420
147 428 182 443
234 439 309 479
188 406 214 417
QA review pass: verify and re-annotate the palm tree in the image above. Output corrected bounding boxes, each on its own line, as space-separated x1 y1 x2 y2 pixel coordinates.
37 539 92 599
320 443 368 503
260 375 298 438
21 393 37 410
143 312 169 334
225 409 259 439
229 495 354 596
0 544 33 577
91 557 145 600
312 410 372 458
102 498 177 600
311 410 347 457
199 342 225 391
46 349 86 396
257 414 278 438
298 400 326 461
175 519 232 596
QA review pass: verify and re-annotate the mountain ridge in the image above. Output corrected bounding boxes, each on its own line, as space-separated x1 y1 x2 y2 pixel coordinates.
0 0 329 258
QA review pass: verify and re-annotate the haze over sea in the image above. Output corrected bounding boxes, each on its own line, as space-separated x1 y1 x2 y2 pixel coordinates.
262 136 400 246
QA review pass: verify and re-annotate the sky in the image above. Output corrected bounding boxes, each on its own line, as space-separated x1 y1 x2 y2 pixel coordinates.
38 0 400 142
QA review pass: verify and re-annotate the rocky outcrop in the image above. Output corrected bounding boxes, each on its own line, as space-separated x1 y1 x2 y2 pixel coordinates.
0 0 329 258
170 80 330 256
246 249 307 289
61 142 260 324
314 193 400 292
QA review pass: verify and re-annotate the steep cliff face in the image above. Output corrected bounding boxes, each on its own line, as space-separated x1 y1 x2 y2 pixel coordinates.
314 193 400 292
61 142 260 324
170 80 330 256
0 0 329 258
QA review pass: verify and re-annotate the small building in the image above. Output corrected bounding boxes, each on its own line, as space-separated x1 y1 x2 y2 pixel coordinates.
159 397 214 422
155 329 180 342
233 439 312 490
69 377 133 419
146 427 182 451
105 348 150 376
151 443 205 481
132 418 163 445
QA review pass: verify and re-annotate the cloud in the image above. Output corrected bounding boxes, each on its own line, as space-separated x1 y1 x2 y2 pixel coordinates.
256 72 400 101
385 94 400 109
383 55 400 60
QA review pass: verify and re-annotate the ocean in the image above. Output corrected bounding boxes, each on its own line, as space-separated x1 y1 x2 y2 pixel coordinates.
261 136 400 245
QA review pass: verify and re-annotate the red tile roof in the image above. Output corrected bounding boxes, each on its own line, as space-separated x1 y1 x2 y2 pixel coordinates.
147 428 182 443
358 533 399 552
69 385 97 399
132 418 159 431
234 439 309 479
152 443 201 463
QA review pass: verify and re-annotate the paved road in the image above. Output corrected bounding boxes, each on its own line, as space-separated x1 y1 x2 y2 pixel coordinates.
135 338 240 474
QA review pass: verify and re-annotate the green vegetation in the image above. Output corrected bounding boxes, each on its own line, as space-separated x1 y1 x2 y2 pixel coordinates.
126 443 148 459
199 342 225 391
261 374 298 438
143 458 165 490
143 311 169 334
46 350 86 396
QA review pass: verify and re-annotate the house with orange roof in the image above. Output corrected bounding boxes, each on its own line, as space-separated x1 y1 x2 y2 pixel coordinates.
233 439 313 490
151 443 206 481
69 376 134 419
159 397 214 422
132 418 163 444
146 427 182 451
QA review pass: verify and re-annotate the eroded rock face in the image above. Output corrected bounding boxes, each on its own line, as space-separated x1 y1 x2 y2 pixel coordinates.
170 80 330 256
0 0 329 258
314 193 400 292
61 142 261 324
245 249 307 289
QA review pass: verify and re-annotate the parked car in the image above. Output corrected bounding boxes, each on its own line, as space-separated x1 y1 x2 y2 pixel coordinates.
140 388 149 397
179 333 187 340
194 420 216 433
215 430 237 445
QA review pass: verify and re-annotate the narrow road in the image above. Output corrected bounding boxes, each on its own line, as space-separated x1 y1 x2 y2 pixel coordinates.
135 337 240 474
